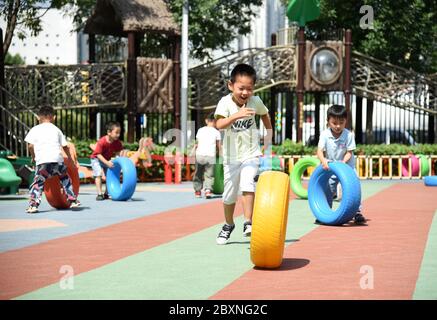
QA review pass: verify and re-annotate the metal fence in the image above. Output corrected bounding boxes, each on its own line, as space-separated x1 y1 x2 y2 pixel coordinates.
260 90 433 146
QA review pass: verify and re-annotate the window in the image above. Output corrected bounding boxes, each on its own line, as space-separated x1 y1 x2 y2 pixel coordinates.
56 43 60 47
34 43 38 47
46 43 49 47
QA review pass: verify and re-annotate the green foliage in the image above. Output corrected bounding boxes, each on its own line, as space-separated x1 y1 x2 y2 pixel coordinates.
4 52 25 65
302 0 437 74
74 138 437 158
355 144 437 156
272 139 318 155
273 139 437 156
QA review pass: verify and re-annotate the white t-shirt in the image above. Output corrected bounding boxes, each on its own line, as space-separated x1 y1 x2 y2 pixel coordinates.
24 123 67 165
318 128 356 168
196 126 221 158
214 94 268 163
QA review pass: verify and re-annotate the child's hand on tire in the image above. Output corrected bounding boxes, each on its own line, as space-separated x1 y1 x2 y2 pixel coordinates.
322 159 329 170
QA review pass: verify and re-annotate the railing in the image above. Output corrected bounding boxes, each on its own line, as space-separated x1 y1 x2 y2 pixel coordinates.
276 155 437 180
355 155 437 179
0 85 38 157
351 51 437 116
189 46 297 110
5 63 126 110
0 104 31 157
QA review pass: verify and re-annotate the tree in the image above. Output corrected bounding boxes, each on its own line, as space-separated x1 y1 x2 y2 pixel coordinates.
0 0 70 55
4 52 25 65
283 0 436 74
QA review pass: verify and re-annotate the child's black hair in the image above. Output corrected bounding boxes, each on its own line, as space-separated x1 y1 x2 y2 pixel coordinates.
206 112 215 122
327 104 347 120
230 63 257 84
38 105 55 118
106 121 121 132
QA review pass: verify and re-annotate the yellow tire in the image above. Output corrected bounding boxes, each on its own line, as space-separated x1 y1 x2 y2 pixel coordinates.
250 171 290 269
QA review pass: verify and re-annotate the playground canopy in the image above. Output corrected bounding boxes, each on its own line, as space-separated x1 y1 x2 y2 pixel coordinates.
84 0 180 37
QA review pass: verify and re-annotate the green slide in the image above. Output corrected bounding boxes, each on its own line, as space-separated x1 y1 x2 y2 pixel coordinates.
0 158 22 194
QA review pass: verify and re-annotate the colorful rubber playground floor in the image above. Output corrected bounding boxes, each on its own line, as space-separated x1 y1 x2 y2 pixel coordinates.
0 180 436 300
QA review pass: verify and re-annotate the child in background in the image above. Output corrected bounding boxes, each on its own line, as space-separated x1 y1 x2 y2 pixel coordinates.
193 112 221 199
90 121 123 200
25 106 80 213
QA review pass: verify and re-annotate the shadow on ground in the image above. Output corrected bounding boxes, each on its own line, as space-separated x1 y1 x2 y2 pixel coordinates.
253 258 310 271
227 239 299 245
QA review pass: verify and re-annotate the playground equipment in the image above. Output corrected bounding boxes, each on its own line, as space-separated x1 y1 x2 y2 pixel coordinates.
424 176 437 186
212 157 224 195
402 155 420 177
106 157 137 201
308 162 361 226
0 158 22 194
44 159 80 209
419 155 430 176
290 157 320 199
251 171 290 269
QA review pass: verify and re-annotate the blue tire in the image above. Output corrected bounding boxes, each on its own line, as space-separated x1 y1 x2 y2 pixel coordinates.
424 176 437 187
308 162 361 225
106 157 137 201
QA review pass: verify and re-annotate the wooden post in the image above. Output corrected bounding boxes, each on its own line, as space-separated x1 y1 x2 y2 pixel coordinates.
270 33 278 143
0 28 5 104
429 84 436 143
0 28 5 149
127 32 137 143
344 29 352 130
314 92 321 145
270 89 276 144
88 34 97 139
365 98 374 144
173 36 181 130
88 34 96 63
135 33 143 140
271 33 277 46
355 96 363 143
285 91 293 140
296 27 305 142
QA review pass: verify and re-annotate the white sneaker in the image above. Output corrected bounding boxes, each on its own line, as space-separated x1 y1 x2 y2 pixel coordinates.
69 200 81 209
216 224 235 245
243 221 252 237
26 205 38 214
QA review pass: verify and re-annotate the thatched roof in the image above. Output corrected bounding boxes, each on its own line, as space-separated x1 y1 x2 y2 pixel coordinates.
84 0 180 36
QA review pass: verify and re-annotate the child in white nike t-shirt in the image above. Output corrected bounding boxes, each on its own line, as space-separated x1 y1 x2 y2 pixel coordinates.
214 63 273 245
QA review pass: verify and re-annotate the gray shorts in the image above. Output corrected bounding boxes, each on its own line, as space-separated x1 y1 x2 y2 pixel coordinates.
91 158 108 177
